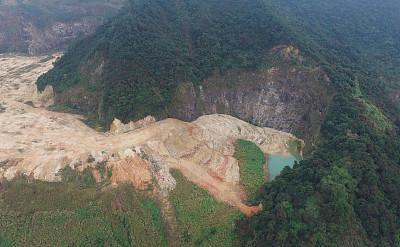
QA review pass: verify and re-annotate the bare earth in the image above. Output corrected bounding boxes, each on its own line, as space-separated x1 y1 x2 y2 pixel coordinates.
0 54 302 216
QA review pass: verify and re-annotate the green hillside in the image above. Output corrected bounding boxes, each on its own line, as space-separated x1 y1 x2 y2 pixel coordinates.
0 174 168 246
236 1 400 246
0 168 239 246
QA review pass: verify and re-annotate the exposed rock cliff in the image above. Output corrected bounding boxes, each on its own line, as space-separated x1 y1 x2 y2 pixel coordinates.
170 47 333 148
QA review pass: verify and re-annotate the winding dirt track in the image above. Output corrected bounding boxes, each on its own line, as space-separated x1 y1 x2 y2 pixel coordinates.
0 54 300 216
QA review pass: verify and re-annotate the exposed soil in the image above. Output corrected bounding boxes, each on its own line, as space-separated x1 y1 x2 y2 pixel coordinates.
108 155 153 190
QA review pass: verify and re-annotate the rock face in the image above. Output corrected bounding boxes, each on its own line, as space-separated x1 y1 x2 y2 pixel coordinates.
170 47 333 148
0 0 124 54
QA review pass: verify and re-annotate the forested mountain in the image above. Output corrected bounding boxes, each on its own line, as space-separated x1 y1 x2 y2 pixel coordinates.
36 0 400 246
237 1 400 246
0 0 124 54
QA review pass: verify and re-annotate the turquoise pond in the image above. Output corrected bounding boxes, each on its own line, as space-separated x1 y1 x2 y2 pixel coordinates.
268 154 299 179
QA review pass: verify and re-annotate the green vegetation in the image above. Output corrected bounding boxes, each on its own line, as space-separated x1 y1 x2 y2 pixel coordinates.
58 166 97 188
234 139 266 199
288 140 303 161
0 168 250 246
169 169 241 246
0 172 168 246
48 103 79 113
83 113 106 132
362 99 394 132
238 95 400 246
236 0 400 245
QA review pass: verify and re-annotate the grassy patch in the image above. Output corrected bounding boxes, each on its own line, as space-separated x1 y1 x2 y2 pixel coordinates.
58 166 97 188
363 100 393 132
288 139 303 161
82 113 106 132
0 174 168 246
234 139 266 199
169 170 241 246
48 103 79 113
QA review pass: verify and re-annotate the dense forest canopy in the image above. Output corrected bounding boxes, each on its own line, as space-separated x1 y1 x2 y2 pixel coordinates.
236 0 400 246
36 0 400 246
266 0 400 109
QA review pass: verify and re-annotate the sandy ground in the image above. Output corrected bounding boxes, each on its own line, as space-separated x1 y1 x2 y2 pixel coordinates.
0 54 301 216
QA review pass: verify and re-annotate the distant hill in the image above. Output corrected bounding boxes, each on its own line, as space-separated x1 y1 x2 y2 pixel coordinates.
0 0 125 54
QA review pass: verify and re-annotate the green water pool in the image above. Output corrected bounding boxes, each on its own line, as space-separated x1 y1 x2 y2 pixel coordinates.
268 154 299 179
